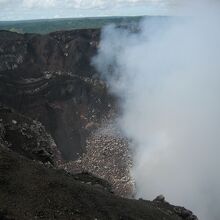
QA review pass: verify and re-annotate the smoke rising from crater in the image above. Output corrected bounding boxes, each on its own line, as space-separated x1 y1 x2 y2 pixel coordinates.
93 1 220 219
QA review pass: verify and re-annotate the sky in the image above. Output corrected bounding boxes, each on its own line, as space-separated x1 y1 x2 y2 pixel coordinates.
0 0 178 21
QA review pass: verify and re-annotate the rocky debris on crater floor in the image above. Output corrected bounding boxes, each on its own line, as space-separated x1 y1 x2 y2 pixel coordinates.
60 122 135 198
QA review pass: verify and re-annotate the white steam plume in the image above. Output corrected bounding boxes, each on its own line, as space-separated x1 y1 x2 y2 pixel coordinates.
93 1 220 220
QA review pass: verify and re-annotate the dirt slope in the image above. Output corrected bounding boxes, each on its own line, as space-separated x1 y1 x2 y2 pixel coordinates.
0 144 195 220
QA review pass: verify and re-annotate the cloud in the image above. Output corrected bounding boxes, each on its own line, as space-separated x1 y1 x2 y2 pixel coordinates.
22 0 56 8
0 0 8 3
1 0 178 10
0 0 178 20
65 0 168 9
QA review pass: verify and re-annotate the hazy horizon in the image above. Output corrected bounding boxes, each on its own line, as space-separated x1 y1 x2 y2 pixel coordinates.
0 14 170 23
0 0 178 21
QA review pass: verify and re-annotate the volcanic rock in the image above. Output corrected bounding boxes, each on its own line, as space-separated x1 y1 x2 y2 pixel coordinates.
0 104 61 166
0 29 114 160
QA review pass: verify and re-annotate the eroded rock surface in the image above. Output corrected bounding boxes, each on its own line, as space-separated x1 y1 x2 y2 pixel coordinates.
0 29 113 160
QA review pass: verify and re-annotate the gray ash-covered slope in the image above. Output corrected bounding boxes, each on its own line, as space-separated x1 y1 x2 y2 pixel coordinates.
0 29 113 160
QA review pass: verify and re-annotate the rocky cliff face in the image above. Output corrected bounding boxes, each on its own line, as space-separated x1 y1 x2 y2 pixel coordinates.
0 29 113 160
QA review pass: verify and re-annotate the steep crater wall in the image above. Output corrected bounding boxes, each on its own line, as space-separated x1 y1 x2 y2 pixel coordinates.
0 29 114 160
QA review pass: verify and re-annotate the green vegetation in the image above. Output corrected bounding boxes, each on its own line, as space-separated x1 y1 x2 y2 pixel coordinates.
0 16 143 34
